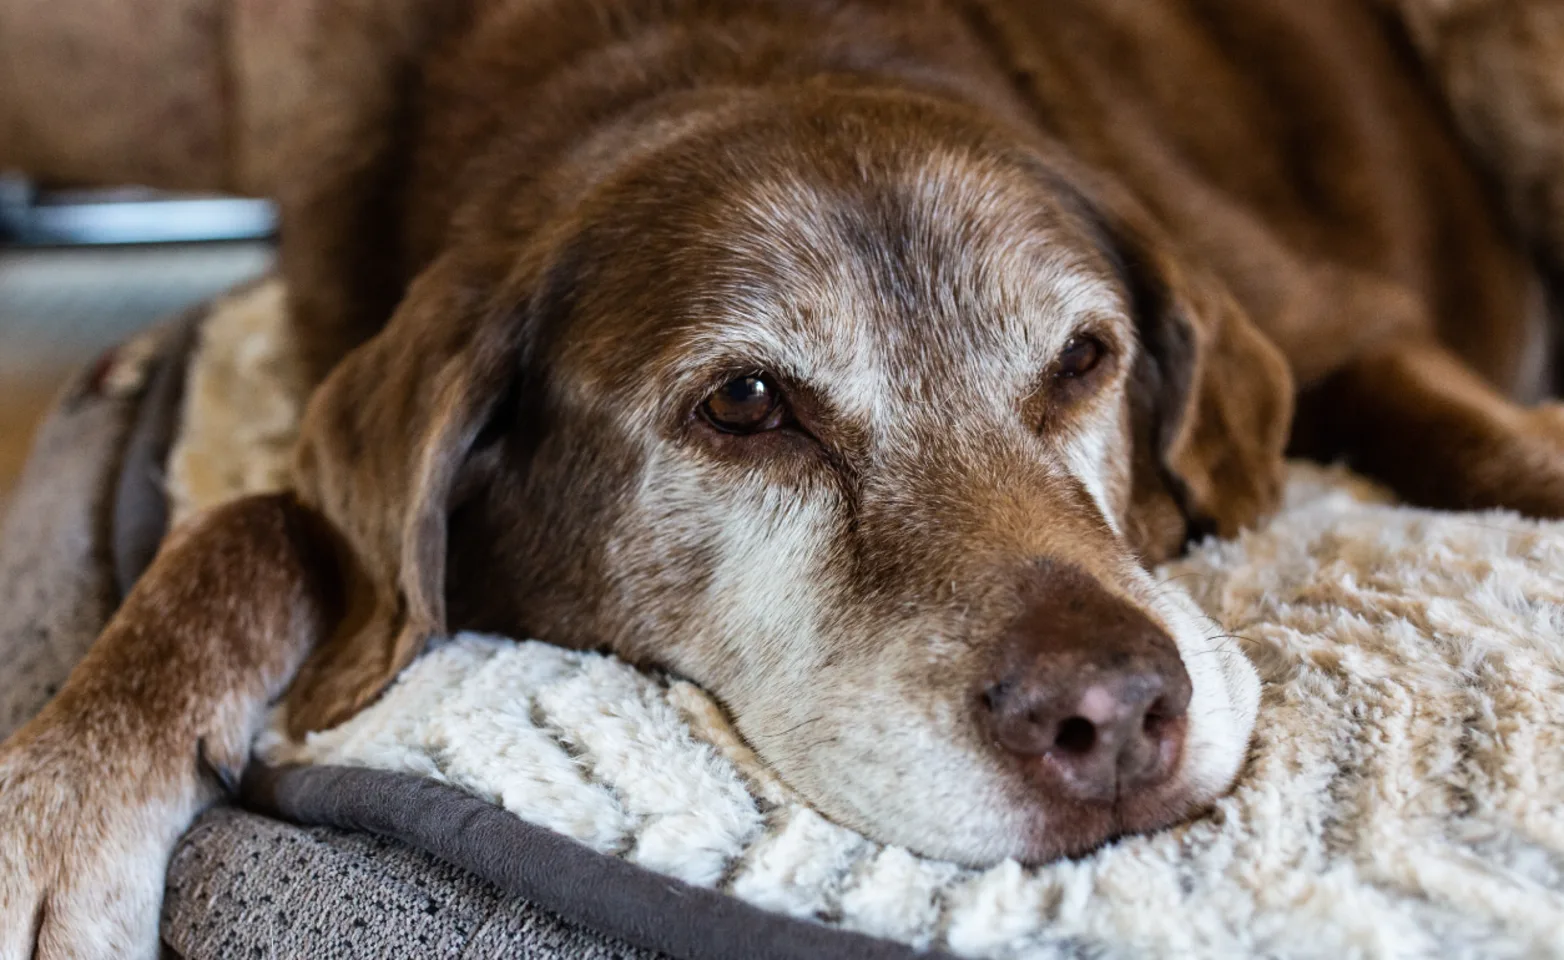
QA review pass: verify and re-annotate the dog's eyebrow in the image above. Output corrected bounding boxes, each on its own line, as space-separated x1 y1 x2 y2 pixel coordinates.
1016 160 1131 302
671 325 815 384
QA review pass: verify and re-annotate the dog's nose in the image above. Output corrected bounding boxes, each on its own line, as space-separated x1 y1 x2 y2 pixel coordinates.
981 660 1189 802
978 563 1192 804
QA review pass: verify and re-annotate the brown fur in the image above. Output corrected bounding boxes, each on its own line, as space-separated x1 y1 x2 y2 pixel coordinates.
0 495 340 957
273 0 1548 725
1385 0 1564 288
5 1 1564 955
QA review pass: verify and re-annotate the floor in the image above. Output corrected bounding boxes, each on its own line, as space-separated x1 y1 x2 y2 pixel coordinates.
0 243 274 498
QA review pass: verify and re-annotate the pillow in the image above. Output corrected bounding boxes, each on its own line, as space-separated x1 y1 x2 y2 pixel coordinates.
175 281 1564 959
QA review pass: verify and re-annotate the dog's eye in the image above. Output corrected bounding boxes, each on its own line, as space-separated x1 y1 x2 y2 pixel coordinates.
1055 336 1105 379
701 375 785 433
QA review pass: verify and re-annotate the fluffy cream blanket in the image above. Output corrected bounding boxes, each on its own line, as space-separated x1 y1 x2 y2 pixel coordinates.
174 282 1564 959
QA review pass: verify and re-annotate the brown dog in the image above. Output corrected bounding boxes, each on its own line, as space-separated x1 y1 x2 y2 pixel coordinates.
4 0 1563 955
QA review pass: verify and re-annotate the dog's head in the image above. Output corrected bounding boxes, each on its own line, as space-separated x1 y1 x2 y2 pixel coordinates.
286 89 1287 864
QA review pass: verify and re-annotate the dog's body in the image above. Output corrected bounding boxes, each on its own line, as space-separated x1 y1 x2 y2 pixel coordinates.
5 1 1564 955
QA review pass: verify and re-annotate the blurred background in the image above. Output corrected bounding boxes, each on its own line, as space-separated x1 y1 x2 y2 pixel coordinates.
0 178 275 497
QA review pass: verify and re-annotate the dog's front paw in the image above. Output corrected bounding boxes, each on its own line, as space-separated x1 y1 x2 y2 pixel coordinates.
0 717 201 960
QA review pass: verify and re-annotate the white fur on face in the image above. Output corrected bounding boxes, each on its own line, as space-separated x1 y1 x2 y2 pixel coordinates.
619 436 1257 863
1128 567 1261 804
1057 413 1127 536
598 146 1257 862
617 445 1043 862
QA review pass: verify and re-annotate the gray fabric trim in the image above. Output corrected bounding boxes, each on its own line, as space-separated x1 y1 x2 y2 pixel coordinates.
165 806 665 960
244 764 957 960
0 355 139 737
0 310 200 739
111 312 202 598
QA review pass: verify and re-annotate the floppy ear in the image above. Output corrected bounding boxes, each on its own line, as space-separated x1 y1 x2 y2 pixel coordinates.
282 255 519 737
1107 205 1295 563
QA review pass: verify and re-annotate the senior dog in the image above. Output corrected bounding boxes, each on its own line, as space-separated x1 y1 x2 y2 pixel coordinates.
4 0 1563 955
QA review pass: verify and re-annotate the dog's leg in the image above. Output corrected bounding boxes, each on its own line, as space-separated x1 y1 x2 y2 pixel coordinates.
0 493 341 960
1293 338 1564 516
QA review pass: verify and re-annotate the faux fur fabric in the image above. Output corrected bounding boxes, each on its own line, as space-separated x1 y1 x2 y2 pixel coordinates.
166 280 304 528
174 282 1564 959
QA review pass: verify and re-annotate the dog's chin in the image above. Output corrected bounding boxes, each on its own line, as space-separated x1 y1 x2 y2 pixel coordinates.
781 735 1228 868
780 670 1256 868
1006 775 1218 865
984 741 1212 864
881 758 1220 867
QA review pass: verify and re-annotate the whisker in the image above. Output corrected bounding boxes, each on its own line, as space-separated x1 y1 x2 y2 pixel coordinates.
775 716 825 738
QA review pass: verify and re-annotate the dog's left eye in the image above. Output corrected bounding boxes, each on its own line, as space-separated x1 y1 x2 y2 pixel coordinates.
1055 335 1105 379
701 374 787 433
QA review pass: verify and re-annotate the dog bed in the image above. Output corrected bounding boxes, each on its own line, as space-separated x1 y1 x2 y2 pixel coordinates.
4 281 1563 959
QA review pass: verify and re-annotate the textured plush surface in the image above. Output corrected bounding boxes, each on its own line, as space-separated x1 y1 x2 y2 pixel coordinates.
165 282 1564 958
164 279 302 528
256 469 1564 958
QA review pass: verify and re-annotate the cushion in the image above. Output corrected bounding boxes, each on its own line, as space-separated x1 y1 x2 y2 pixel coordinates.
5 281 1563 959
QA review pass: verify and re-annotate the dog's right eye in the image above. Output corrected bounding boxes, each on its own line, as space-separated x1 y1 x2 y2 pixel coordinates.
701 375 787 433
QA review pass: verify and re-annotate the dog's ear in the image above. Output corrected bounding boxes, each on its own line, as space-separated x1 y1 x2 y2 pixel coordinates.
1100 200 1294 563
281 255 521 736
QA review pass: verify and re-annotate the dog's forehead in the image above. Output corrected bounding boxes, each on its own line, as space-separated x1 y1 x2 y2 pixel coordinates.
665 148 1126 423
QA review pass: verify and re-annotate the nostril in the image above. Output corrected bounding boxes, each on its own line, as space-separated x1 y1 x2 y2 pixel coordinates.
981 682 1010 713
1142 711 1163 737
1053 716 1097 756
1141 696 1180 741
